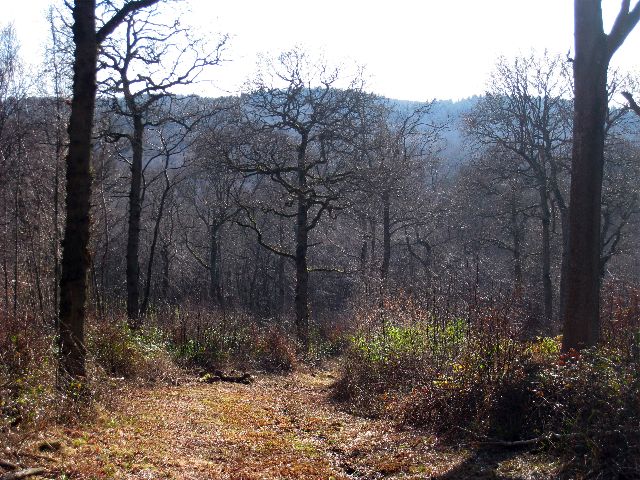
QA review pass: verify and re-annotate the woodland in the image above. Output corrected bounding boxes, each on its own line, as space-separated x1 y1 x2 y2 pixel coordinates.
1 1 640 479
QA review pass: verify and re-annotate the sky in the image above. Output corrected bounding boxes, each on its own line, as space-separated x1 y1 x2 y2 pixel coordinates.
4 0 640 101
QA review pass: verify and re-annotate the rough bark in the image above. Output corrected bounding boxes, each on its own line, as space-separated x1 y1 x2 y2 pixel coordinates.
562 0 640 351
294 203 310 351
58 0 162 382
58 0 97 381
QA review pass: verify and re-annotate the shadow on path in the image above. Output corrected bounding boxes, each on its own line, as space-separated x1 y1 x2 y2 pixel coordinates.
432 446 525 480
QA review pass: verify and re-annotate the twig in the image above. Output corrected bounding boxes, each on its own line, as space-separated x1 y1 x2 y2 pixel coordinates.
467 432 585 449
0 468 47 480
0 460 18 471
622 91 640 117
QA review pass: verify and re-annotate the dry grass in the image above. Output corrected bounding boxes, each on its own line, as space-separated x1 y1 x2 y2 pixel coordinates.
4 367 559 479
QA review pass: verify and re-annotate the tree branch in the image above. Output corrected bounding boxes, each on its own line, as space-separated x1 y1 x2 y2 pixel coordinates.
607 0 640 57
621 91 640 117
0 468 47 480
96 0 162 45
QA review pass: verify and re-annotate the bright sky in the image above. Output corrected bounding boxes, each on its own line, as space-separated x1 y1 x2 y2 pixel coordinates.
5 0 640 101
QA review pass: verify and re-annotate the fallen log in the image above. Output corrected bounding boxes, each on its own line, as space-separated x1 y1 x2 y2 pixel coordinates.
200 370 253 385
0 467 47 480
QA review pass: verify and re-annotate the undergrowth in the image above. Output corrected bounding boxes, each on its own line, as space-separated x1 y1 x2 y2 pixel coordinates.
1 305 343 440
334 287 640 479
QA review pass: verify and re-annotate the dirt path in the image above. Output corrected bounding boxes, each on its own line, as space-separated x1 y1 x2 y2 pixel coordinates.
16 369 557 479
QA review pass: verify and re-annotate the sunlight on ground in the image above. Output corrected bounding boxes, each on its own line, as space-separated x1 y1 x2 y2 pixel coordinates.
22 370 557 479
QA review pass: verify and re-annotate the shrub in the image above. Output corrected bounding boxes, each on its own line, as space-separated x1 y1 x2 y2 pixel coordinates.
532 348 640 478
334 295 640 478
0 317 58 434
87 319 178 383
167 308 298 372
253 327 297 372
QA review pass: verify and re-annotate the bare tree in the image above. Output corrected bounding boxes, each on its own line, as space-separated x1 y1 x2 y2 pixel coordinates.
179 107 245 306
465 53 572 327
232 49 368 350
98 7 224 325
350 98 441 293
0 24 27 321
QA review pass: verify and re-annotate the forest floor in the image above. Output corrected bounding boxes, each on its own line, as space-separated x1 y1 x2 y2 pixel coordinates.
7 367 561 479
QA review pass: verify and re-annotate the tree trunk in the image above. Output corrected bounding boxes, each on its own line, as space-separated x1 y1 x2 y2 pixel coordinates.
558 210 570 324
12 173 19 319
160 242 169 300
53 136 61 327
51 16 64 329
294 197 310 351
276 254 285 313
539 184 553 326
276 219 286 313
209 224 222 305
369 218 377 282
509 191 524 294
126 113 143 326
562 1 609 351
380 190 391 282
140 181 170 318
294 136 310 351
58 0 97 381
359 217 368 272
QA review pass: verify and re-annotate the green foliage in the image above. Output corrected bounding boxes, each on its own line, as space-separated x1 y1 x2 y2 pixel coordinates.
170 318 255 370
351 319 467 365
336 309 640 479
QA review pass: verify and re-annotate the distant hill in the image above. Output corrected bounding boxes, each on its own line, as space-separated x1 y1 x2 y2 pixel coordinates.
389 96 481 167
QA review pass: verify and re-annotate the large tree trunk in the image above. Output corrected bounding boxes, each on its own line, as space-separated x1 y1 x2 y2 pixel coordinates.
562 1 609 351
126 113 143 326
58 0 97 381
562 0 640 351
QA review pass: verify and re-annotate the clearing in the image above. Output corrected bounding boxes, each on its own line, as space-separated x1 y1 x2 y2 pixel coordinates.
7 369 559 479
